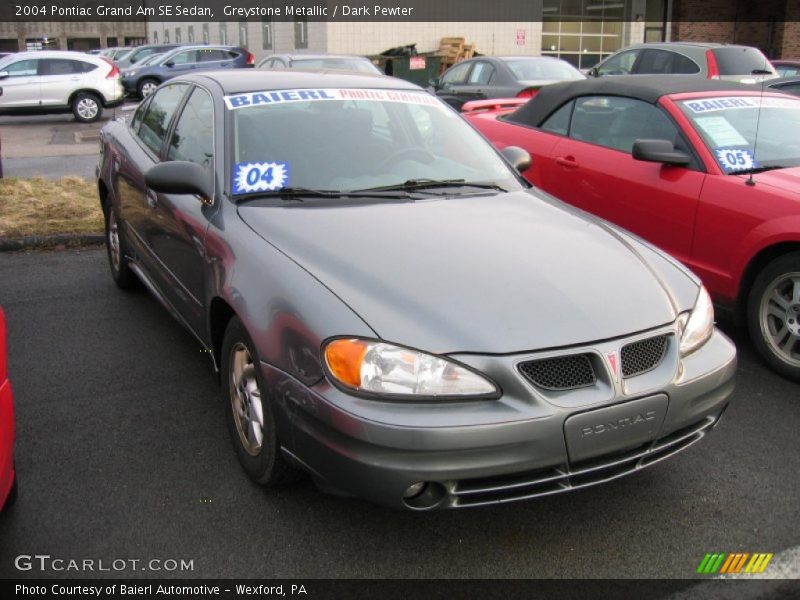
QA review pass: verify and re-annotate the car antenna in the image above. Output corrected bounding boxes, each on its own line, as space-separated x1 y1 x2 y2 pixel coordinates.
746 52 769 187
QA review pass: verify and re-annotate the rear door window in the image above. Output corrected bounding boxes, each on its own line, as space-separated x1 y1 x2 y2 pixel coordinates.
636 49 700 75
712 47 771 75
137 83 189 156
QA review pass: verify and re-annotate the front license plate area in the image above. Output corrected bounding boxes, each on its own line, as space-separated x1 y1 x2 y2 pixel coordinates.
564 394 668 463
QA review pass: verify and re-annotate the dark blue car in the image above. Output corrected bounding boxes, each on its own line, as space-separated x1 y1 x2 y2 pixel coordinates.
121 45 254 99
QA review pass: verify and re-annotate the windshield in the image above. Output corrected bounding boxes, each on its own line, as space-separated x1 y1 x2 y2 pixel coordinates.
293 58 379 74
503 59 584 82
228 88 523 196
679 95 800 173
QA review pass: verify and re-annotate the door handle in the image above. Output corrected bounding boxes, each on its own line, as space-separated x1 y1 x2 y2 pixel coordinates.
555 156 579 169
146 189 158 208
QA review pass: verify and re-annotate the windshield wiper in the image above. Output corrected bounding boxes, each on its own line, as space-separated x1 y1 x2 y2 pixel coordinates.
733 165 785 175
351 179 509 194
234 187 347 201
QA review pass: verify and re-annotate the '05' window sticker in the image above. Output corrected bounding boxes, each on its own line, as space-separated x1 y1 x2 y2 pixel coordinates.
714 147 757 173
233 162 290 194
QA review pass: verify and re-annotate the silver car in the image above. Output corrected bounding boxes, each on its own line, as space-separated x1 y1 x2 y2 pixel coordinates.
590 42 778 83
97 71 736 510
0 51 124 122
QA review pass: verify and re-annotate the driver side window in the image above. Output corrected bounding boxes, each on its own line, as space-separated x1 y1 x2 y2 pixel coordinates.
597 50 640 76
441 62 471 85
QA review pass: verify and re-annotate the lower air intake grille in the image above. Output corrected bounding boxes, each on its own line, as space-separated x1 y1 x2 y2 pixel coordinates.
518 354 596 391
621 335 668 378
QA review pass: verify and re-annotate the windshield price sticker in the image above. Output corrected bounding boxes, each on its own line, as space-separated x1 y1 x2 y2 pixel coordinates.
684 96 800 114
224 88 440 110
715 147 757 172
233 162 290 194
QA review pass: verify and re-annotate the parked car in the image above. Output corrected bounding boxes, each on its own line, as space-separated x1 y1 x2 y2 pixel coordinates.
100 47 129 61
464 76 800 380
430 56 584 110
257 53 381 75
771 59 800 77
114 44 181 69
0 307 16 513
766 75 800 97
96 70 735 509
121 45 254 99
589 43 778 83
0 51 124 122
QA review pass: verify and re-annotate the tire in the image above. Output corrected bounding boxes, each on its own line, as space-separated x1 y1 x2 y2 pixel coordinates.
71 92 102 123
747 251 800 381
221 317 296 485
104 202 137 289
137 78 159 100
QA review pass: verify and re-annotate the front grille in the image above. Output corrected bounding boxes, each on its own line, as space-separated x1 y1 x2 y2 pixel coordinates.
621 335 668 378
451 415 716 507
518 354 596 391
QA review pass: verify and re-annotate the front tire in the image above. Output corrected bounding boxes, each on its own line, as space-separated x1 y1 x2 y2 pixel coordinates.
104 203 137 289
137 78 159 100
747 252 800 381
72 92 102 123
222 317 295 485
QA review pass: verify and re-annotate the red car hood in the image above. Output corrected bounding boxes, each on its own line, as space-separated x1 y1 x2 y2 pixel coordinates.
743 166 800 196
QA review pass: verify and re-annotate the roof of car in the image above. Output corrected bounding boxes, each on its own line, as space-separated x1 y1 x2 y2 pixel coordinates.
628 42 745 50
278 53 372 60
1 50 106 61
188 70 421 94
510 75 765 126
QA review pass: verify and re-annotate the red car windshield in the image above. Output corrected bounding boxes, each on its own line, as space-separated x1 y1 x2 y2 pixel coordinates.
678 95 800 173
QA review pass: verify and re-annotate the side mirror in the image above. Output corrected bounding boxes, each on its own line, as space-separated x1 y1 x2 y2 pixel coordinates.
501 146 532 172
588 67 599 78
145 161 213 202
164 61 175 68
428 77 440 88
632 139 691 166
0 71 8 80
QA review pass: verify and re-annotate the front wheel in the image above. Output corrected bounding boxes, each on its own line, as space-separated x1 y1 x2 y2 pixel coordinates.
747 251 800 381
72 92 102 123
137 78 158 100
221 317 296 485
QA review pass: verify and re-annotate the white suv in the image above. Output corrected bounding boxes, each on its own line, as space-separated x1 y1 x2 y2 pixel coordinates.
0 51 125 123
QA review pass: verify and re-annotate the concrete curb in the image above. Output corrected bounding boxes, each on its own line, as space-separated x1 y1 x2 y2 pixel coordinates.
0 233 104 252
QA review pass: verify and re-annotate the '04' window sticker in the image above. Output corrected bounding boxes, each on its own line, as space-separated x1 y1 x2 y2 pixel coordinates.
233 162 290 194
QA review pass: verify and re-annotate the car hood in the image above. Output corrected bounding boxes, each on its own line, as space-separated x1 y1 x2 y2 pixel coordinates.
743 166 800 195
237 190 697 354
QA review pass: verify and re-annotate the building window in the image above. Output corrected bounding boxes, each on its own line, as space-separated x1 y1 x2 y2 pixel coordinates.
106 36 118 47
239 20 248 48
202 23 210 44
541 0 624 69
188 26 195 43
219 23 227 45
152 31 158 44
175 28 181 44
164 30 170 43
262 18 273 50
294 18 308 49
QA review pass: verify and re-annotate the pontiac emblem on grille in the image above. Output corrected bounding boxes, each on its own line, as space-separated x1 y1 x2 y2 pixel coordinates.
607 351 620 382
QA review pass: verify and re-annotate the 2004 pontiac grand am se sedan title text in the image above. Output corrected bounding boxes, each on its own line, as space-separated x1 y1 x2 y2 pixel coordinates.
96 70 736 510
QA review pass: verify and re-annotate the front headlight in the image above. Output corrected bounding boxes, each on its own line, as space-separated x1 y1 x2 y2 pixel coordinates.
323 338 498 399
678 286 714 356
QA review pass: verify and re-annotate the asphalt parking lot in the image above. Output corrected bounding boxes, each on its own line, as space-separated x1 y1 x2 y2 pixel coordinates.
0 248 798 585
0 104 137 180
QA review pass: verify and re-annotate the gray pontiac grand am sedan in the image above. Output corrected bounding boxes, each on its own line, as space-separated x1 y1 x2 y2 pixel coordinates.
96 71 736 510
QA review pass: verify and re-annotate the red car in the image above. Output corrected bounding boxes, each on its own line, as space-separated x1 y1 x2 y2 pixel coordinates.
0 307 16 512
465 77 800 380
